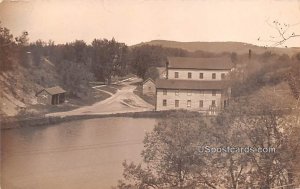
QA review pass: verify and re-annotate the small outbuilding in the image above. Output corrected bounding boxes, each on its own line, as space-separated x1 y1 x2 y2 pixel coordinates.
36 86 66 105
142 78 156 96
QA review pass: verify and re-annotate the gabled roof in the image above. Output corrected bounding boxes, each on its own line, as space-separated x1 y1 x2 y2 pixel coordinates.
156 79 229 90
36 86 66 96
167 56 234 70
143 78 155 85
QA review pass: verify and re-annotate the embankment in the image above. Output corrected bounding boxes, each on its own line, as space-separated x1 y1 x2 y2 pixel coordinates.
0 110 206 129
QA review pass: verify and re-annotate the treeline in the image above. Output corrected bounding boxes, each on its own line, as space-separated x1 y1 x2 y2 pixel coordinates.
2 23 300 98
229 51 300 99
0 22 241 82
0 23 29 71
117 98 300 188
0 23 185 96
0 23 191 95
116 49 300 189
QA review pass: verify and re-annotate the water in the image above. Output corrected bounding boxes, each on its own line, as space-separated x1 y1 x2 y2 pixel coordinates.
1 117 156 189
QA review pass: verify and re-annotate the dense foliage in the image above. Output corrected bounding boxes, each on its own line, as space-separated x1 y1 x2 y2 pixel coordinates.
0 23 29 71
117 94 300 188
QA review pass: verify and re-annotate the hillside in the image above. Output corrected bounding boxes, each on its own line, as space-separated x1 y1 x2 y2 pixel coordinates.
0 58 62 117
135 40 300 55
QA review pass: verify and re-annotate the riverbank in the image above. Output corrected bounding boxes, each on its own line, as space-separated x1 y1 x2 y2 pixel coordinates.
0 110 205 130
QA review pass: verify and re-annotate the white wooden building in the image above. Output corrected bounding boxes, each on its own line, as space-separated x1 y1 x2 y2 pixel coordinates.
142 78 156 96
155 56 233 114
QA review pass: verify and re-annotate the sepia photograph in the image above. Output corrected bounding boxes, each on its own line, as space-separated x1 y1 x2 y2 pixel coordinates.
0 0 300 188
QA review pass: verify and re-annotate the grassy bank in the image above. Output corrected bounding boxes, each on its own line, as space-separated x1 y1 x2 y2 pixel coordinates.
133 84 156 106
1 110 206 130
28 87 113 115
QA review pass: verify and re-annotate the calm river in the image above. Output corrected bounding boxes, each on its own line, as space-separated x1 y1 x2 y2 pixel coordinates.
1 117 156 189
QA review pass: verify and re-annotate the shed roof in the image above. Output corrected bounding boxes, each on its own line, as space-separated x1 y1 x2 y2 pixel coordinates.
167 56 234 70
36 86 66 96
156 79 229 90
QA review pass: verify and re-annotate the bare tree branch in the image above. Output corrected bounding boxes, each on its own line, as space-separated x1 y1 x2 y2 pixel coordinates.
259 19 300 47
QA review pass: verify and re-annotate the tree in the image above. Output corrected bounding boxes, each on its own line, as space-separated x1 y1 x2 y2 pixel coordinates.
117 111 223 189
130 45 165 79
0 23 15 71
91 38 129 83
218 86 300 188
118 86 300 188
58 60 95 96
286 59 300 100
15 31 30 67
259 20 299 47
72 40 89 64
144 67 159 81
29 39 46 67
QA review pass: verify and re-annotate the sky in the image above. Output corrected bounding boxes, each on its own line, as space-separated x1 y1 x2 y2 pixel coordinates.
0 0 300 47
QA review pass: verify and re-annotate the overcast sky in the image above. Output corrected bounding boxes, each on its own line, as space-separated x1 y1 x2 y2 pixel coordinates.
0 0 300 47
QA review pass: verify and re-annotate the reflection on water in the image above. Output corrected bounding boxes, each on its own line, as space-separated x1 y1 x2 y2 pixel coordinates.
1 117 156 189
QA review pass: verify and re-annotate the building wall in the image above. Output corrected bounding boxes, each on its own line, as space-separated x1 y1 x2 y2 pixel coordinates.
142 81 156 95
168 68 230 80
58 93 65 104
37 91 52 105
156 88 229 112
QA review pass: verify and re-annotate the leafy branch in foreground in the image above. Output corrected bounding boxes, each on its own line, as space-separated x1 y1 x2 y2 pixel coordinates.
117 86 300 188
117 111 223 189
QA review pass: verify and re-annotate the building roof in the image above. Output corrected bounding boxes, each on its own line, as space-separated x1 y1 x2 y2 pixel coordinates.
167 56 234 70
143 78 155 85
156 79 229 90
36 86 66 96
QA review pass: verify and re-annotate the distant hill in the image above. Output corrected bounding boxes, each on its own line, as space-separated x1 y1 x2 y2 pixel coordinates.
134 40 300 55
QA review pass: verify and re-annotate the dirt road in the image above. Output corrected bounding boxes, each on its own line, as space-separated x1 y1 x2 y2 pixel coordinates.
47 77 154 117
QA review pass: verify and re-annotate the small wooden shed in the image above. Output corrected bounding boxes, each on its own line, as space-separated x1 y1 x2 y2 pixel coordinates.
142 78 156 96
36 86 66 105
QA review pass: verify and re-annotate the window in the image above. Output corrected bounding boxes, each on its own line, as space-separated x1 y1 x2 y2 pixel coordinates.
212 73 216 79
175 72 179 78
175 100 179 107
200 90 205 96
221 73 226 80
212 90 216 96
199 73 204 79
187 100 191 108
175 90 179 96
212 100 216 107
163 89 167 95
148 86 151 90
199 100 203 108
188 72 192 79
163 99 167 106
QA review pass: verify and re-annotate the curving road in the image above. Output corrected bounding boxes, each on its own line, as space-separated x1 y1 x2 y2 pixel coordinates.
47 77 154 117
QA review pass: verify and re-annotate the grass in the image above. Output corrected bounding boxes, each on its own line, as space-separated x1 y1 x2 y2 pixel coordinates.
133 85 156 106
97 85 118 94
111 84 123 90
69 88 112 106
29 89 111 114
1 110 213 129
28 103 77 114
110 74 136 84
